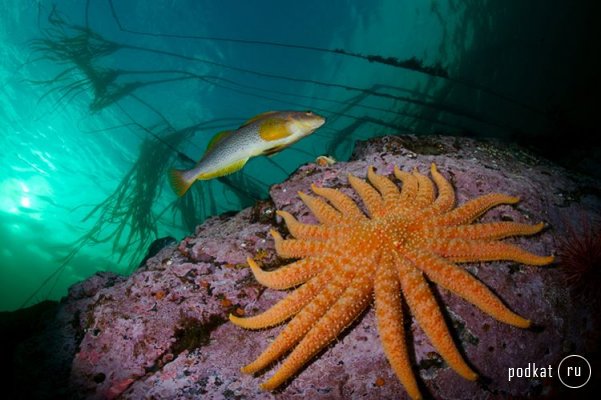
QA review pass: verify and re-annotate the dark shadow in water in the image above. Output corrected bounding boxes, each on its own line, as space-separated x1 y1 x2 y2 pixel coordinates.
22 1 559 308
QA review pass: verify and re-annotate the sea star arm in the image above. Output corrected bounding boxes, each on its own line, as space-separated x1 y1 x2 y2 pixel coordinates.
310 184 366 220
298 192 343 224
413 170 435 208
367 167 402 208
426 163 455 213
233 164 554 393
246 257 327 290
276 210 344 240
394 166 418 203
260 266 374 390
426 221 546 240
271 229 330 258
404 248 531 327
428 238 554 266
433 193 520 225
230 264 336 329
240 262 357 374
395 255 478 381
375 259 421 400
348 173 384 217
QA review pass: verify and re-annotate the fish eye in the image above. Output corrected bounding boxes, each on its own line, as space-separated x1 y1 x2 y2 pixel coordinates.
304 110 313 115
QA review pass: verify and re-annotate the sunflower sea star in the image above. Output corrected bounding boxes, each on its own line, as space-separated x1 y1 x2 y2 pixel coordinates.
230 164 553 399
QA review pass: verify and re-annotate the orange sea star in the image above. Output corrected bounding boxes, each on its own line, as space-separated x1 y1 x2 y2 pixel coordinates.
230 164 553 399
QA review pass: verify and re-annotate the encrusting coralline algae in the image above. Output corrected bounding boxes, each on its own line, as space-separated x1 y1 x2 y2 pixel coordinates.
9 135 601 399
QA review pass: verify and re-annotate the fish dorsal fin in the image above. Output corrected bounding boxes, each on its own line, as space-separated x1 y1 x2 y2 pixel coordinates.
258 117 291 141
240 111 279 128
206 130 232 152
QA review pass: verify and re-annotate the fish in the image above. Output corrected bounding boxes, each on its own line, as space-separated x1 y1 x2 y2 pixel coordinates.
168 110 326 196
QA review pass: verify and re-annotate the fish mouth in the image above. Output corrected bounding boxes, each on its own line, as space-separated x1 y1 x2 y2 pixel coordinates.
294 111 326 133
307 114 326 130
311 120 325 131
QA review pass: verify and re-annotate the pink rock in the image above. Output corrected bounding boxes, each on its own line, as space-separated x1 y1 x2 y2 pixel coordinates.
7 135 601 399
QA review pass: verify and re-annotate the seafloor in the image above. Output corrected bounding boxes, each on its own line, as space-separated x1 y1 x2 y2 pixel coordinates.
3 134 600 399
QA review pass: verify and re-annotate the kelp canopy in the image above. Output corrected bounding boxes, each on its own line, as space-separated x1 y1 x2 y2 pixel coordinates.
22 0 561 306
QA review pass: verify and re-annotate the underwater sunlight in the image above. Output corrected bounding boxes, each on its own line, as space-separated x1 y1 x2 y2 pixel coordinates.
1 1 600 398
0 0 596 305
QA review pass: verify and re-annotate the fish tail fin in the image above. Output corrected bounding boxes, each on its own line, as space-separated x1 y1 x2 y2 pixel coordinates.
168 168 194 197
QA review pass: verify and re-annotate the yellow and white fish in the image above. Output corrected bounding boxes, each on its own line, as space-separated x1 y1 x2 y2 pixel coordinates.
169 110 326 196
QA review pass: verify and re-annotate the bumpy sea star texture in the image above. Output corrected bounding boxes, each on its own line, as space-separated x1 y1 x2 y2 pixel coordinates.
230 158 556 399
5 135 601 399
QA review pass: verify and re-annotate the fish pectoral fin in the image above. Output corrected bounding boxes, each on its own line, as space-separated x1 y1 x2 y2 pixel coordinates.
197 158 249 180
258 118 291 141
206 130 233 152
239 111 278 128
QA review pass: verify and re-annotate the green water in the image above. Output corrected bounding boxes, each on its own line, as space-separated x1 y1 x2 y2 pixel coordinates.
0 0 597 311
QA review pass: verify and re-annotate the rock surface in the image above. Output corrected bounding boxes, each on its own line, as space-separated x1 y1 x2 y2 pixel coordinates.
6 135 601 399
